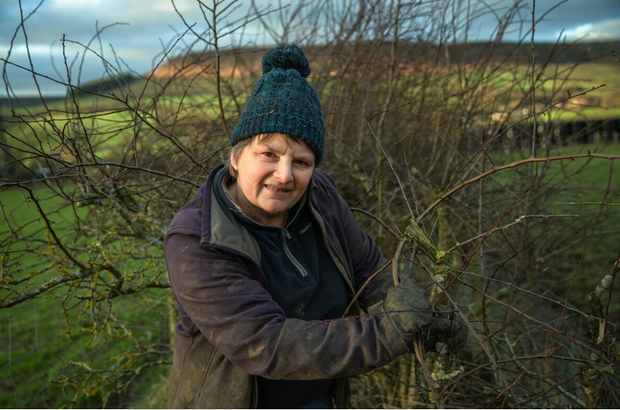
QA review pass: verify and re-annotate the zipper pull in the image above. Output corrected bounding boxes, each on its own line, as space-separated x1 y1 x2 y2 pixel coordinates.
283 229 291 240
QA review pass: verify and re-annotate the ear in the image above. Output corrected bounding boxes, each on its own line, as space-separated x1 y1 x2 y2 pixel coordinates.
230 151 238 171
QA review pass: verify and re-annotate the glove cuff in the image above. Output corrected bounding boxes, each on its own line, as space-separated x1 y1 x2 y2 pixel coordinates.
368 302 411 356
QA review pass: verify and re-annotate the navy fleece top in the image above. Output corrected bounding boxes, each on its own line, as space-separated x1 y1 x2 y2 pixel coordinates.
214 168 349 408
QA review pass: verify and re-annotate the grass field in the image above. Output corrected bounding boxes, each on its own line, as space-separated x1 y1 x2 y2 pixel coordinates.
0 185 171 408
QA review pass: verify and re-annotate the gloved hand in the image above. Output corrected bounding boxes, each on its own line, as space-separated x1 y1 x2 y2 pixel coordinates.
384 267 432 343
420 313 468 354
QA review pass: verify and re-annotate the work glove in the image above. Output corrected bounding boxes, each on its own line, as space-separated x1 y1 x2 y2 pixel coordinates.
384 267 433 343
420 312 468 354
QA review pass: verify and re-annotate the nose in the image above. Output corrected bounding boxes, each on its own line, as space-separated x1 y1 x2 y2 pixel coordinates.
273 160 293 184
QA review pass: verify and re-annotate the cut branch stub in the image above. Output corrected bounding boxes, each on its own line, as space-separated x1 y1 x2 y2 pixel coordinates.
404 217 450 267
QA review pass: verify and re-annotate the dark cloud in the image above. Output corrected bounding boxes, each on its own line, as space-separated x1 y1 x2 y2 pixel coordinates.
470 0 620 42
2 0 619 96
529 0 620 41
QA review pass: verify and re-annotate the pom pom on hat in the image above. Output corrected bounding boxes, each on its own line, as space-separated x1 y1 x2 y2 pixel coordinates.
230 44 325 165
261 44 311 78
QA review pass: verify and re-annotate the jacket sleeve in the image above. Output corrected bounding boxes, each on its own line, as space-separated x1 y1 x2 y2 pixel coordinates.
165 231 408 381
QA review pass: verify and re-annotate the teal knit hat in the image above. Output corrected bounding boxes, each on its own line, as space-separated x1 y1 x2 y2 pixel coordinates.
230 44 325 165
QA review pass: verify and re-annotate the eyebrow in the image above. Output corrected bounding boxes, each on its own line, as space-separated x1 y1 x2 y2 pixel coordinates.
261 141 286 155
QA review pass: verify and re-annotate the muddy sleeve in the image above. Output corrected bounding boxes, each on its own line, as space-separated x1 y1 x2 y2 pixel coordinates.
165 232 408 381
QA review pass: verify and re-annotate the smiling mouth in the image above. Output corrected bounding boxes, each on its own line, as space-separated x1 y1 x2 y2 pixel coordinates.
265 184 289 193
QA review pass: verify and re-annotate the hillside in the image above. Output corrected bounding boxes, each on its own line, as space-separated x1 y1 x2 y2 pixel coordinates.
149 40 620 79
1 40 617 106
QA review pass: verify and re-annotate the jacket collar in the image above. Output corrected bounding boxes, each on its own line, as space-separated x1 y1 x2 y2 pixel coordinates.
199 164 262 267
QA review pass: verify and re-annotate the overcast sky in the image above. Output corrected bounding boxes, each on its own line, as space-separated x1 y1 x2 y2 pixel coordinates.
1 0 619 97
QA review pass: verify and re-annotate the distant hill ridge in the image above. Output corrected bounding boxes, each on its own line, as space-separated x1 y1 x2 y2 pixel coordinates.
150 40 620 79
2 40 617 106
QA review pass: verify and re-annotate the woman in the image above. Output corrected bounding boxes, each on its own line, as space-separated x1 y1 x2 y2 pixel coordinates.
164 45 466 408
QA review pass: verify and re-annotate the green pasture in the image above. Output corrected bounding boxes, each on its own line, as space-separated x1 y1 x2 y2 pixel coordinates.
545 144 620 263
2 83 242 176
490 61 620 120
322 60 620 122
487 143 620 244
0 186 171 408
2 109 133 168
482 143 620 307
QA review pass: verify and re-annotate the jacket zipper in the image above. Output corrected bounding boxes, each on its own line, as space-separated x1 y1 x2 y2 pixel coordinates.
281 229 309 277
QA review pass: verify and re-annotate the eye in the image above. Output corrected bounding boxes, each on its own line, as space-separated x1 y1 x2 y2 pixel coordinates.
261 151 276 158
294 159 311 167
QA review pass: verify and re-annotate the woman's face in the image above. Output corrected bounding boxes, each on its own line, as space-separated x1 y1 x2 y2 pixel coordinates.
229 133 315 227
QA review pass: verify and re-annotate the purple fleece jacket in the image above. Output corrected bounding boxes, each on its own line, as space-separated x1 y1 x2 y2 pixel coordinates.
164 165 409 408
